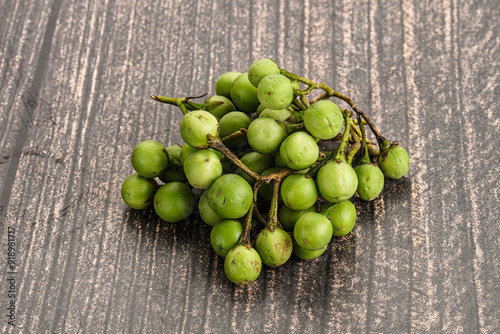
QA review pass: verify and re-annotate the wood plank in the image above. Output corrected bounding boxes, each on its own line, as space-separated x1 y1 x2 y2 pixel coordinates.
0 0 498 332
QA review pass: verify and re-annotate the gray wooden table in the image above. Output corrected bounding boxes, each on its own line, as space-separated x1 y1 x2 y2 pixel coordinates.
1 0 499 333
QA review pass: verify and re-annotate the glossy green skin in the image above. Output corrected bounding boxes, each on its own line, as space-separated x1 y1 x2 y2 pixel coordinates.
210 220 243 257
208 174 253 219
257 74 294 110
159 145 187 183
304 100 343 140
236 152 274 186
280 174 318 211
131 140 169 179
215 71 242 99
230 73 260 114
292 240 327 260
280 131 319 170
205 95 236 120
255 228 293 267
179 143 197 164
180 143 222 165
274 151 288 168
317 160 358 203
154 182 194 222
258 167 283 202
256 103 267 117
219 111 252 150
278 205 316 232
294 212 333 251
183 150 222 189
247 58 281 87
121 173 158 210
259 108 292 122
224 245 262 285
158 167 187 183
166 145 183 161
355 163 385 201
321 200 356 237
198 189 223 226
180 110 219 148
378 145 410 179
247 117 287 155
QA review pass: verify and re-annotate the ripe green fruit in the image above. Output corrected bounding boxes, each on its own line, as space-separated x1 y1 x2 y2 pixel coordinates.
279 131 319 170
179 143 197 165
224 245 262 285
208 174 253 219
259 108 292 122
255 227 293 267
166 145 182 161
294 212 333 251
205 95 236 120
154 182 194 222
378 145 410 179
198 189 223 226
321 200 356 237
183 150 222 189
274 151 287 168
158 167 187 184
248 58 281 87
210 220 243 257
292 239 327 260
256 103 267 117
236 152 274 186
258 167 284 202
230 73 260 113
131 140 169 178
159 145 187 183
257 74 294 110
355 163 385 201
121 173 158 210
180 110 219 148
215 71 242 99
247 117 287 155
280 174 318 211
317 159 358 202
218 111 252 150
179 143 223 166
304 100 343 139
278 205 316 232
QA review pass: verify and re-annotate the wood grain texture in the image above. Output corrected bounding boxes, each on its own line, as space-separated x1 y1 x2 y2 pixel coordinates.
0 0 498 333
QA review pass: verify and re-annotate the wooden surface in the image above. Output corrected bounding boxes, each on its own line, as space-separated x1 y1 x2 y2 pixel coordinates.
1 0 499 333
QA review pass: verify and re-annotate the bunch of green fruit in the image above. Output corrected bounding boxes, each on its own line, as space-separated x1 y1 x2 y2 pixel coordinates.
121 58 410 285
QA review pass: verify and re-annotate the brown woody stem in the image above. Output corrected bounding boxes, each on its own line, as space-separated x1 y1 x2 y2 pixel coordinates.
221 128 248 143
241 202 255 245
208 138 259 180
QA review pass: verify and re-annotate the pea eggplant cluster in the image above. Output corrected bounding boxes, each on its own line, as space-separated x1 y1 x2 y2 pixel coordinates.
121 58 410 285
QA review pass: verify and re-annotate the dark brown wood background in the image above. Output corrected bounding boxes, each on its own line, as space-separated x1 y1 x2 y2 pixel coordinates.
1 0 499 333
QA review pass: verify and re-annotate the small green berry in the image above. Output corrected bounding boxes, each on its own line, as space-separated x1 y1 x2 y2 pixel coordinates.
154 182 194 223
121 173 158 210
131 140 169 178
180 110 219 148
224 245 262 285
248 58 280 87
255 227 293 267
378 145 410 179
215 71 242 98
257 74 294 110
210 220 243 257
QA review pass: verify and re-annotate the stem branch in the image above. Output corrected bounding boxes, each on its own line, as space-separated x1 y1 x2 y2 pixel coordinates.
241 202 255 245
208 138 259 180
